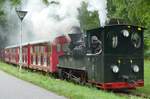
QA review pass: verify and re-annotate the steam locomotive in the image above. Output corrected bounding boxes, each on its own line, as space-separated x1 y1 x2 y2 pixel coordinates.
1 24 144 90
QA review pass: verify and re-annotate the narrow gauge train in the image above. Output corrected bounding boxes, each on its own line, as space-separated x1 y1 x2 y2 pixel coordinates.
2 24 144 90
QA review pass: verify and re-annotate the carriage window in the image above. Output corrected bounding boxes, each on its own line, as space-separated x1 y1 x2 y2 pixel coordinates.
48 45 51 53
43 56 47 66
107 32 118 48
38 56 41 65
30 47 33 53
41 46 44 53
25 56 27 63
57 44 61 52
13 49 15 53
24 48 27 53
23 48 25 53
23 55 26 63
33 55 36 65
131 33 141 48
26 48 27 53
112 36 118 48
36 46 39 53
33 47 35 52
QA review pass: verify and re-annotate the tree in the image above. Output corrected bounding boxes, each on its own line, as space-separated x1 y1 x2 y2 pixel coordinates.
78 2 100 32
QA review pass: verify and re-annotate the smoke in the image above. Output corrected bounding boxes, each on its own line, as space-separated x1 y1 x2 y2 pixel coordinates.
1 0 108 46
1 1 20 46
0 26 8 48
87 0 108 26
20 0 84 42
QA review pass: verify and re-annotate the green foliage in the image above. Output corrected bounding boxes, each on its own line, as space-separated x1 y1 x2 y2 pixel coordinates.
10 0 21 6
0 0 4 6
0 0 5 23
0 0 21 23
107 0 130 22
42 0 49 5
78 2 100 32
131 60 150 97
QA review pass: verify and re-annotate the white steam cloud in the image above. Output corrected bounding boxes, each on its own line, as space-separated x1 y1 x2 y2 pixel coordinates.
87 0 108 26
21 0 84 42
3 0 107 46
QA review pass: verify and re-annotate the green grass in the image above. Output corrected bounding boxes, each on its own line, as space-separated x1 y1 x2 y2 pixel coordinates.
131 60 150 97
0 62 141 99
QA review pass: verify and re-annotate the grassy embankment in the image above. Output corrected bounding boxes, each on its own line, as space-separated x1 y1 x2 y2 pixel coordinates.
131 60 150 97
0 62 142 99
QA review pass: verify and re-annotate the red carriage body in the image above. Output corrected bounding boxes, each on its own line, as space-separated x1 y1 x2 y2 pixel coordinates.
4 35 68 73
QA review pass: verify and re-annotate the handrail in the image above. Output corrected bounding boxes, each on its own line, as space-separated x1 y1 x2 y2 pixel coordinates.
86 49 102 56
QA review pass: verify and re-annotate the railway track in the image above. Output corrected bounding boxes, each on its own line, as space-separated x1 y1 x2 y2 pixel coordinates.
114 90 150 99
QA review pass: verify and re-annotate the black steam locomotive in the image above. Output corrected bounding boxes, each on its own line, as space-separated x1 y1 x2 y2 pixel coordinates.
58 24 144 89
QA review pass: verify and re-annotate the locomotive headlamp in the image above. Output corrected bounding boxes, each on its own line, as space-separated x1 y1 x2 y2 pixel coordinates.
130 59 133 63
122 30 129 37
132 65 139 73
128 26 131 28
118 60 121 64
138 27 142 31
112 65 119 73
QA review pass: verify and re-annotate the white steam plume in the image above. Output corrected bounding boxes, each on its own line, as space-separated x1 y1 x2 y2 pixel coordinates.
21 0 108 42
3 0 108 46
2 1 20 46
87 0 107 26
21 0 84 42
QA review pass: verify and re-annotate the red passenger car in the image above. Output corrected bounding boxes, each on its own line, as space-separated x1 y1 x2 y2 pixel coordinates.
4 35 69 73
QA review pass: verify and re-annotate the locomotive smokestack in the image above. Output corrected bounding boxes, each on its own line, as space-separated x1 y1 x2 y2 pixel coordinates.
70 26 82 34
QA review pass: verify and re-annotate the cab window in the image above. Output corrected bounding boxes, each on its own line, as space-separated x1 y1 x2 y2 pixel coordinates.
131 32 141 48
107 32 118 48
